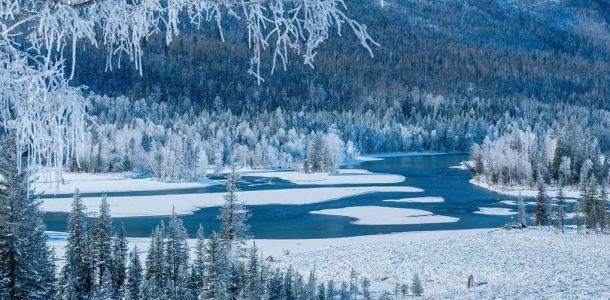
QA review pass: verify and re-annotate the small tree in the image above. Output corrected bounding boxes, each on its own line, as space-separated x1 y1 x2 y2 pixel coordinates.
126 246 142 300
361 277 371 300
411 273 424 297
219 166 250 258
534 182 549 226
517 191 527 228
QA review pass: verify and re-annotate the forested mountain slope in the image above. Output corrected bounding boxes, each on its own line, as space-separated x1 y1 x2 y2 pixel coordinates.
72 0 610 113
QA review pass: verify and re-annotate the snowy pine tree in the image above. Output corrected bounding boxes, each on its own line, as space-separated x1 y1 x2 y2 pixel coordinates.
244 243 261 299
361 277 371 300
202 232 228 299
189 225 206 298
517 191 527 228
534 182 549 226
411 273 423 296
219 167 250 258
90 195 113 291
0 134 56 300
126 246 143 300
145 223 167 299
62 189 94 299
165 209 190 299
112 224 129 298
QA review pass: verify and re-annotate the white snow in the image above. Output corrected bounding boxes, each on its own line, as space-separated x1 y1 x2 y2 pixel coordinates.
245 168 404 185
47 229 610 298
309 206 458 225
383 196 445 203
34 172 218 194
41 186 423 217
271 229 610 298
474 207 516 216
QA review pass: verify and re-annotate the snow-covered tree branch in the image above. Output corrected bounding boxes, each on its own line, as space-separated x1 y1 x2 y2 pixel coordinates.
0 0 376 172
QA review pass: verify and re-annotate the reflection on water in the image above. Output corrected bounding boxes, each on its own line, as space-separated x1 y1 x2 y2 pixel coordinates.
43 154 526 239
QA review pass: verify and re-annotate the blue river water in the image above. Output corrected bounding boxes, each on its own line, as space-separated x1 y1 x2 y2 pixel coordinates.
43 154 523 239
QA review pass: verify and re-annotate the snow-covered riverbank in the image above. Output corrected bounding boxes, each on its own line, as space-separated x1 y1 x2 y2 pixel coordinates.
48 228 610 298
470 178 582 199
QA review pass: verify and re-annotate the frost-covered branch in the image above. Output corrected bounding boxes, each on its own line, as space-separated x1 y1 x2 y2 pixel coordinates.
0 0 375 172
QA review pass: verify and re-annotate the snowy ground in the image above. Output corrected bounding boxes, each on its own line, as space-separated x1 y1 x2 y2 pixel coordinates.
383 197 445 203
309 206 459 225
41 185 423 217
245 168 404 185
35 172 218 194
47 228 610 298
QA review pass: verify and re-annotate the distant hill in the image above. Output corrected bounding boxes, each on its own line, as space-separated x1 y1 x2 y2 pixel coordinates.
72 0 610 112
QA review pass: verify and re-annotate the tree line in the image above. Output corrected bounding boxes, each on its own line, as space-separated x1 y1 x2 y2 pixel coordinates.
1 136 425 299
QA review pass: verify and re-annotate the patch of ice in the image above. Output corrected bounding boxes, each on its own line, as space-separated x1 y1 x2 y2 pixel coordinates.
245 168 405 185
310 206 458 225
383 197 444 203
41 186 423 217
475 207 517 216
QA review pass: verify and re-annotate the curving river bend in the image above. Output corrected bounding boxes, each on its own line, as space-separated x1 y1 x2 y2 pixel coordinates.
43 154 521 238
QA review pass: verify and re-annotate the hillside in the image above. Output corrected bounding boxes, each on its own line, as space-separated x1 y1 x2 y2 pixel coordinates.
71 0 610 113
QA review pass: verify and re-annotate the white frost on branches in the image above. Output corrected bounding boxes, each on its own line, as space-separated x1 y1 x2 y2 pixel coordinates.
0 0 376 172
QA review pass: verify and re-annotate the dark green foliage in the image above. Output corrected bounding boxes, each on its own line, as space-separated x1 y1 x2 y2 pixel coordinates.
0 134 56 300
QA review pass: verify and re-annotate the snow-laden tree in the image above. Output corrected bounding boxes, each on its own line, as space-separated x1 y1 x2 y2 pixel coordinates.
61 189 93 299
0 0 376 172
0 133 56 300
219 166 250 257
126 246 143 300
411 273 423 297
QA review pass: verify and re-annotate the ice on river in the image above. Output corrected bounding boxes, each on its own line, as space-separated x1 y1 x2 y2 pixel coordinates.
41 186 423 217
310 206 458 225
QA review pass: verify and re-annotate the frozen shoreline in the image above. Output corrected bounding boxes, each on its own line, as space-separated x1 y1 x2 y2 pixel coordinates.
469 178 582 198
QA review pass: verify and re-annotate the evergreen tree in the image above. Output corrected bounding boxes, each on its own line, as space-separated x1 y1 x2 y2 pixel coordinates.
165 209 190 298
145 223 166 299
325 280 335 299
582 177 598 231
0 134 56 299
339 282 349 300
307 267 317 300
411 273 423 297
219 166 250 258
361 277 371 300
534 182 549 226
284 266 295 300
190 225 206 298
317 283 326 300
349 269 358 300
517 191 526 227
202 232 228 299
597 184 607 233
401 284 409 297
112 224 129 298
554 186 566 233
90 195 113 290
244 243 261 299
126 246 143 300
62 189 94 299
